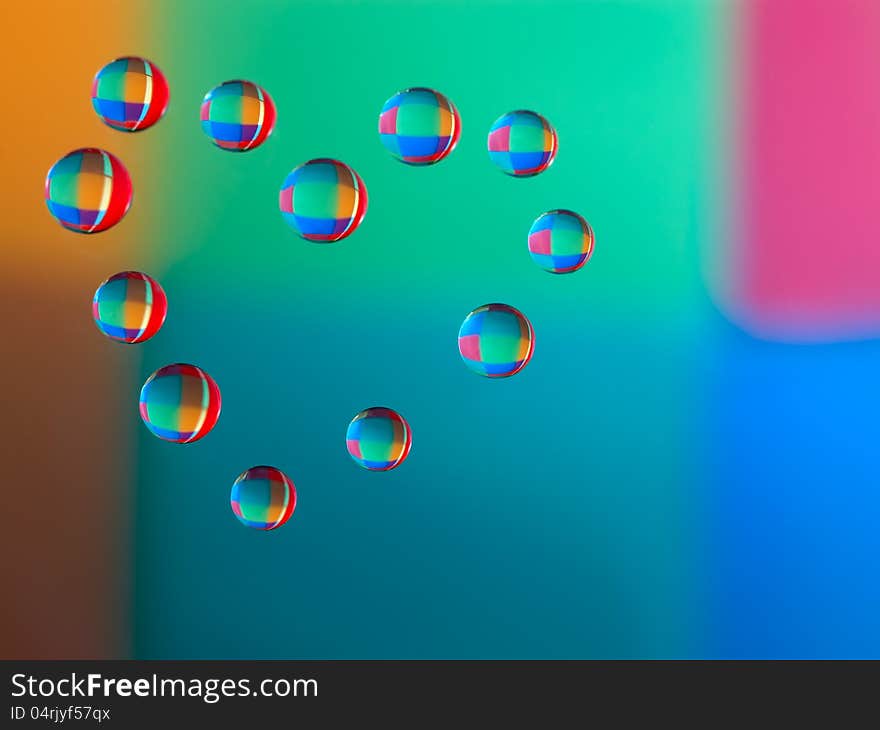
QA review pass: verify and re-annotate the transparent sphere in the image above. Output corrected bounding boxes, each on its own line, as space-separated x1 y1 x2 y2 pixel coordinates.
91 56 169 132
346 407 412 471
92 271 167 343
44 148 132 233
139 364 221 443
279 158 368 242
528 209 594 273
379 87 461 165
200 80 276 151
231 466 297 530
458 303 535 377
488 110 557 177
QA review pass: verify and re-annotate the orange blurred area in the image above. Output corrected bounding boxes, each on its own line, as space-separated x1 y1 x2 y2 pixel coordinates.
2 1 156 274
0 1 150 658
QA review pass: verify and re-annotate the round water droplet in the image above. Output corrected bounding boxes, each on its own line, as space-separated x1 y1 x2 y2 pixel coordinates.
92 271 167 343
44 148 132 233
231 466 297 530
139 364 221 443
91 56 169 132
458 304 535 377
378 87 461 165
346 407 412 471
528 209 594 274
200 80 276 151
279 158 368 242
487 110 557 177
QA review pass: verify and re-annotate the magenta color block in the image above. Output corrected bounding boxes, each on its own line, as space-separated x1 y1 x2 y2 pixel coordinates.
279 185 293 213
528 229 552 255
488 126 510 152
732 0 880 339
379 107 398 134
458 334 481 360
346 439 362 458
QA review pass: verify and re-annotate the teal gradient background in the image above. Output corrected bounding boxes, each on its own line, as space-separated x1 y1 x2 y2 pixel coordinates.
133 0 723 657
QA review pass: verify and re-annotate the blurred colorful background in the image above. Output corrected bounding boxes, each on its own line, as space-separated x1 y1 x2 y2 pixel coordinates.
4 0 880 659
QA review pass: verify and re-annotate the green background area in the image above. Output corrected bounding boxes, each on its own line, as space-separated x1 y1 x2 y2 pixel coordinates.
132 0 721 658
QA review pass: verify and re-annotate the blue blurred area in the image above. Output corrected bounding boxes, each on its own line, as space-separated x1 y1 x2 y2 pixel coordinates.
705 319 880 658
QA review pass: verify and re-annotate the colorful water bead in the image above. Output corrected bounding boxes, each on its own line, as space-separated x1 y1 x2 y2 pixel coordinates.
378 87 461 165
279 158 368 242
230 466 297 530
528 209 594 273
91 56 169 132
487 110 557 177
200 80 276 151
92 271 167 343
44 148 132 233
458 303 535 377
139 364 221 443
345 407 412 471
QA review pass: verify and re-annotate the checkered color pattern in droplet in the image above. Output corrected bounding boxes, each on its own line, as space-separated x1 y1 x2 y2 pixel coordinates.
487 110 557 177
346 407 412 471
458 303 535 377
231 466 297 530
528 209 594 273
91 56 169 132
139 363 222 443
279 158 368 242
44 148 133 233
200 80 276 151
378 87 461 165
92 271 168 343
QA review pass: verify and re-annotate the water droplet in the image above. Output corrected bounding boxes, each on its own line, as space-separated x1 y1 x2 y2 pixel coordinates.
91 56 169 132
44 148 132 233
528 209 594 273
279 158 368 242
346 407 412 471
92 271 167 343
487 110 557 177
200 80 276 151
458 304 535 377
139 364 221 443
231 466 297 530
379 87 460 165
